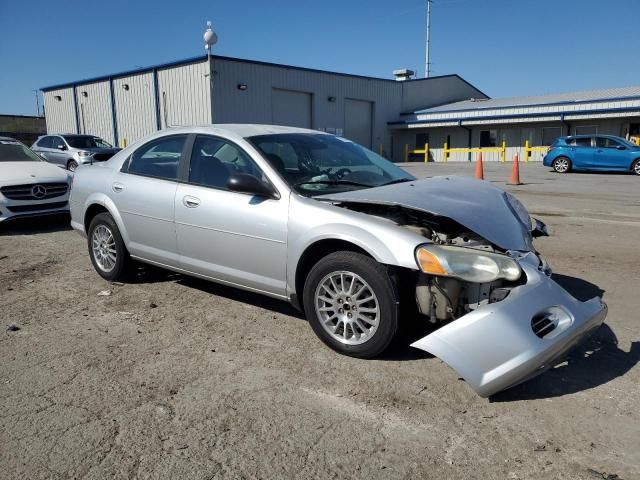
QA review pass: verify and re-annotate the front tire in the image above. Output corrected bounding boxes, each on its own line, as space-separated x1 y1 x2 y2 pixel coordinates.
87 212 132 281
632 159 640 176
552 156 571 173
302 251 399 358
67 160 78 172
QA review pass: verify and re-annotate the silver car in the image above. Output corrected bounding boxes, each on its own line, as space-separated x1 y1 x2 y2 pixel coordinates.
32 134 120 172
69 125 607 397
0 136 70 222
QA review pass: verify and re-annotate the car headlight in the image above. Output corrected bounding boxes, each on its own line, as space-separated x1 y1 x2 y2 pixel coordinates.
78 151 91 157
503 192 532 231
415 245 521 283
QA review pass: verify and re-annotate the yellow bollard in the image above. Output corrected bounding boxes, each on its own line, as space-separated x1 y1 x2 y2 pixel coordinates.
404 144 409 163
444 142 449 162
525 140 530 163
501 141 506 162
424 143 429 163
379 144 384 156
123 138 127 148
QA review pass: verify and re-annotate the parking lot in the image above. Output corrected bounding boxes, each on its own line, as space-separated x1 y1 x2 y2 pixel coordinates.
1 162 638 479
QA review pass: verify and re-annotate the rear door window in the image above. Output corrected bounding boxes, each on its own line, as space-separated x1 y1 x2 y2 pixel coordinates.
126 135 187 181
571 137 592 148
38 136 53 148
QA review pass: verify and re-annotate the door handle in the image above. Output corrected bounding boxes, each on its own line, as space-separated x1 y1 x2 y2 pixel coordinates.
183 195 201 208
112 182 124 192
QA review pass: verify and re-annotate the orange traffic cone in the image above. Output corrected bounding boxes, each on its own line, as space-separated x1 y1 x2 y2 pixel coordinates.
508 152 523 185
474 152 484 180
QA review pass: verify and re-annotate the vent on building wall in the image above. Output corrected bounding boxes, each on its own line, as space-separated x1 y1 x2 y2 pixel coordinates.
81 91 88 98
54 96 62 101
122 84 130 91
237 83 248 91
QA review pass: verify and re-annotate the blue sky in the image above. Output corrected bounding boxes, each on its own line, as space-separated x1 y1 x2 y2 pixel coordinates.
1 0 639 116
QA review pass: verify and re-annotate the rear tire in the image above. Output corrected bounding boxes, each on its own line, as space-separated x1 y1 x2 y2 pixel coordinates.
67 160 78 171
302 251 399 358
632 159 640 176
87 212 132 282
552 156 571 173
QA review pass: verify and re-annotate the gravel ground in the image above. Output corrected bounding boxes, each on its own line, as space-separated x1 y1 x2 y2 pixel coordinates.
1 162 638 479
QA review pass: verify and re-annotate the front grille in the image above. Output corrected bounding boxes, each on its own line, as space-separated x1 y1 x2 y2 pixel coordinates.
531 313 557 338
1 182 68 200
93 153 114 161
6 201 68 213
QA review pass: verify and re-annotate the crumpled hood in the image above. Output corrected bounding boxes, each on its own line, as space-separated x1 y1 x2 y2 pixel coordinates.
0 161 69 184
317 176 533 251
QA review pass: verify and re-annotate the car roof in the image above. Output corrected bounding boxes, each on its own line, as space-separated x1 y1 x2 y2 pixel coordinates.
173 124 326 138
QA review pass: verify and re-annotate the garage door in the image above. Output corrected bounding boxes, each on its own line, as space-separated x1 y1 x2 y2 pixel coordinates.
272 89 312 128
344 99 373 148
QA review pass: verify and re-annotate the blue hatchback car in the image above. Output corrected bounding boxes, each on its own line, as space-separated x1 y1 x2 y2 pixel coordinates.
543 135 640 175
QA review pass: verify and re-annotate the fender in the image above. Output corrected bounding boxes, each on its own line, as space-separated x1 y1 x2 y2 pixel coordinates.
81 192 130 245
286 198 426 296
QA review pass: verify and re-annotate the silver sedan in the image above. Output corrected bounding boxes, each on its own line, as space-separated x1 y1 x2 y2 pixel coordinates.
69 125 607 397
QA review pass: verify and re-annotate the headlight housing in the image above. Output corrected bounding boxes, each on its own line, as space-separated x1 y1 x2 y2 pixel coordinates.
78 151 91 157
415 245 521 283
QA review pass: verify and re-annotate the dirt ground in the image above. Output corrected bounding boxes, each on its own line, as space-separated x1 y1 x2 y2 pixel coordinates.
1 163 639 479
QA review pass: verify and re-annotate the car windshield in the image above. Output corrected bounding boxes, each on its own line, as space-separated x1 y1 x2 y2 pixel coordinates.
248 133 414 196
64 136 112 149
0 139 43 162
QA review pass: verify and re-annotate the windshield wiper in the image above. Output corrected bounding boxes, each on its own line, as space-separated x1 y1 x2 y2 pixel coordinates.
380 178 414 186
294 179 372 188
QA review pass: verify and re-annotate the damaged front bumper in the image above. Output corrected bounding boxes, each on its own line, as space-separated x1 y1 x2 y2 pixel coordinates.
411 254 607 397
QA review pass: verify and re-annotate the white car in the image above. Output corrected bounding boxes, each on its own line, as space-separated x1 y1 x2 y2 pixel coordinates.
0 137 71 223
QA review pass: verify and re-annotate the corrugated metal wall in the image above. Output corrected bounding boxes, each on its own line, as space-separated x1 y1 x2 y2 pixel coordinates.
113 72 156 147
157 61 210 128
395 117 638 163
211 58 404 157
43 88 77 134
75 81 114 144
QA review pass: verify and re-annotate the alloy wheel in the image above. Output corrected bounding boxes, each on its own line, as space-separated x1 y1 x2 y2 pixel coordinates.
554 158 569 173
314 271 380 345
91 224 117 272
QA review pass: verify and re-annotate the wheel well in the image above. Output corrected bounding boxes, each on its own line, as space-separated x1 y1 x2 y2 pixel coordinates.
293 238 418 318
294 239 370 305
84 204 109 232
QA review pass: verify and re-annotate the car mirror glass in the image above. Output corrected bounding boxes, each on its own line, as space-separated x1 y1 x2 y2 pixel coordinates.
226 173 276 198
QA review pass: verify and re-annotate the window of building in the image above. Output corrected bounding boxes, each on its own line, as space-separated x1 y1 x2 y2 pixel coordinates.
415 133 429 149
575 125 598 135
127 135 186 181
189 135 263 189
541 127 562 146
479 130 497 147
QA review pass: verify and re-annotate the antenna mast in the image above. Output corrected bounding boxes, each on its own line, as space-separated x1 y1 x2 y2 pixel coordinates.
425 0 432 78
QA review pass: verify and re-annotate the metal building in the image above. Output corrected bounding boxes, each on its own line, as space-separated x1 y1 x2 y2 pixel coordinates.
41 55 485 161
391 86 640 162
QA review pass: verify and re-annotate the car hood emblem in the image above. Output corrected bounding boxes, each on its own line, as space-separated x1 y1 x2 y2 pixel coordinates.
31 184 47 199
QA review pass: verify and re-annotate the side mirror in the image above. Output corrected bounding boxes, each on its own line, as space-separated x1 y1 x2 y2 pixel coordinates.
57 144 66 150
616 145 626 150
226 173 277 198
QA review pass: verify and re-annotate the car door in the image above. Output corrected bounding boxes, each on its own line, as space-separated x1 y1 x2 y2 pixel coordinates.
33 136 55 163
48 136 69 166
594 137 628 170
568 136 594 169
112 134 189 266
174 134 288 296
